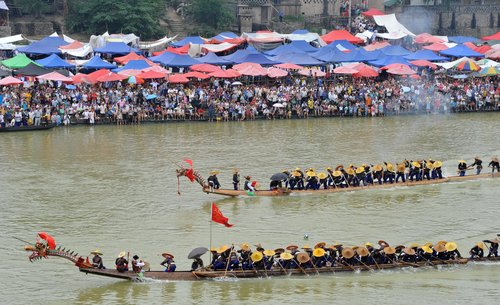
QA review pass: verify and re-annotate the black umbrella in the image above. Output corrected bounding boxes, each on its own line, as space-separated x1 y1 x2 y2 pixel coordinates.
270 172 288 181
187 247 209 259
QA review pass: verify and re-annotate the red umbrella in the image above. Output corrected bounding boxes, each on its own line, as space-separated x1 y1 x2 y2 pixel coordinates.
114 52 147 65
387 65 416 75
267 67 288 78
363 41 390 51
71 73 90 84
361 8 384 17
423 43 450 51
410 60 437 69
136 70 167 79
414 33 444 44
37 72 73 83
38 232 56 250
333 66 358 74
235 64 268 76
410 74 421 79
142 65 171 74
0 76 23 86
190 63 222 73
86 69 111 84
97 72 128 83
482 31 500 41
298 68 326 77
473 45 492 54
273 63 303 70
184 71 210 79
353 66 378 78
168 74 190 84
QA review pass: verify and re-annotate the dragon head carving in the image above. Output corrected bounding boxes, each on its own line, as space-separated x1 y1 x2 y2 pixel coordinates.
24 242 92 268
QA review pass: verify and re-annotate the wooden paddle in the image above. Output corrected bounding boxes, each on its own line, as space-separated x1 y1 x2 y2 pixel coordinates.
356 258 374 271
292 258 309 276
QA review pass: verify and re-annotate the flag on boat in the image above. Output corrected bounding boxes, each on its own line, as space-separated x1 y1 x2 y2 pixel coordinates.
211 202 233 227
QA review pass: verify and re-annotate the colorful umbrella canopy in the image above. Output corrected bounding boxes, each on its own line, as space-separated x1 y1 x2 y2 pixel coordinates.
298 68 326 77
410 60 437 69
454 59 480 71
353 66 378 78
478 66 498 76
37 71 73 82
273 63 303 70
183 71 210 79
168 74 190 84
266 67 288 78
333 66 358 74
0 76 23 85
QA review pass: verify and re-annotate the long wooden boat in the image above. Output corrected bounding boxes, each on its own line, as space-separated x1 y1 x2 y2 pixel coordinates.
0 124 55 132
195 172 499 197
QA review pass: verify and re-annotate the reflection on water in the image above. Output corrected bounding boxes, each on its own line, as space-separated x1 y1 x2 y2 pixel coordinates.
1 114 500 304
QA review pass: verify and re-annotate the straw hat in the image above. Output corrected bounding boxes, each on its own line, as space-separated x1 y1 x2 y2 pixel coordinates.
210 247 218 252
307 168 315 172
306 171 317 177
421 245 433 254
386 163 394 172
90 249 102 256
492 157 499 163
274 248 285 254
411 161 421 168
345 168 355 176
356 247 369 257
302 245 312 250
403 247 416 255
263 249 275 257
365 242 373 247
162 252 174 259
410 243 420 248
433 161 443 168
209 171 220 175
436 240 447 246
433 243 446 253
317 172 328 179
280 252 293 260
489 238 500 243
297 252 310 263
286 245 299 251
356 167 365 174
291 171 301 177
397 163 406 172
423 242 433 247
250 251 263 262
240 244 250 252
314 242 326 249
445 242 457 252
295 168 301 172
476 242 486 250
383 247 396 255
373 164 383 172
217 245 229 254
326 167 333 171
341 247 355 259
117 251 126 258
332 170 342 177
335 165 344 170
378 240 390 248
313 248 326 257
459 160 466 164
426 162 433 169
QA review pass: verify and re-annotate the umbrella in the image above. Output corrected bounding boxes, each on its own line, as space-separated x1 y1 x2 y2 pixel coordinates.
231 81 243 86
273 103 284 108
402 86 411 93
38 232 56 249
333 66 358 74
455 59 480 71
478 66 498 76
146 94 157 100
270 172 288 181
187 247 209 259
0 76 23 86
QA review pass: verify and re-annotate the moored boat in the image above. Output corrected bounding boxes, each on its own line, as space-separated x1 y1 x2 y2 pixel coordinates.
0 124 55 132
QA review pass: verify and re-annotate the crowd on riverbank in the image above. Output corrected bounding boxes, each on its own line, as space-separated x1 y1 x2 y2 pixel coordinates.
0 74 498 127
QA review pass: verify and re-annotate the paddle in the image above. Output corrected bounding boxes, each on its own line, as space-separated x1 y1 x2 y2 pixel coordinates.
356 258 374 271
223 245 234 277
292 258 309 275
368 253 381 270
310 258 320 275
273 258 289 275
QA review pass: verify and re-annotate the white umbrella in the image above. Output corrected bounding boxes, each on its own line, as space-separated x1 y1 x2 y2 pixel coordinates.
273 103 284 108
231 81 243 86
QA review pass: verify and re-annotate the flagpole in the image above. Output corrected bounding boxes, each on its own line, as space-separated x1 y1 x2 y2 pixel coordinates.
209 203 213 266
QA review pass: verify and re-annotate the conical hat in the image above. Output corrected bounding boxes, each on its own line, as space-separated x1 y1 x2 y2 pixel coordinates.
161 252 174 259
313 248 326 257
302 245 311 249
397 163 406 172
250 251 263 262
280 252 293 260
412 161 421 168
263 249 275 256
426 162 433 169
383 247 396 255
292 171 301 177
445 242 457 252
209 171 220 175
421 245 433 254
433 161 443 167
314 242 326 249
332 170 342 177
356 247 369 257
434 243 446 253
306 171 316 177
373 164 383 171
317 172 328 179
286 244 299 250
217 245 229 253
297 252 310 263
356 167 365 174
91 249 103 256
386 163 394 172
117 251 126 258
403 247 416 255
240 243 250 251
410 243 420 248
274 248 285 254
492 157 499 162
341 247 355 259
476 242 486 250
345 168 355 175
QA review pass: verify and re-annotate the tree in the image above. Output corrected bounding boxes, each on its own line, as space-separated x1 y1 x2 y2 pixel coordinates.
14 0 49 17
66 0 164 39
188 0 235 36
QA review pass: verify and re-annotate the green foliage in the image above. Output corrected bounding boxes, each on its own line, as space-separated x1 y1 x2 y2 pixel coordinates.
66 0 165 39
14 0 49 17
188 0 235 31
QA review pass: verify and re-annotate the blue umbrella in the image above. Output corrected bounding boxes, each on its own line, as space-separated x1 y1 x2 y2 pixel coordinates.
146 94 157 100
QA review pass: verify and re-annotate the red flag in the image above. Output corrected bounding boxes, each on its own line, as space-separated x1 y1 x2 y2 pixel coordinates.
211 203 233 227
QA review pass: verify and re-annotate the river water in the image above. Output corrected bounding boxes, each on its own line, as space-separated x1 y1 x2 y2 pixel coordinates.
1 113 499 304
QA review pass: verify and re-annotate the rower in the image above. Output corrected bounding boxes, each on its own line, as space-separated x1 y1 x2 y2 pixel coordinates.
340 247 356 266
433 242 447 260
356 247 370 265
232 169 240 190
115 252 128 272
332 170 346 188
433 161 443 179
132 255 145 273
381 246 397 264
228 251 240 270
372 164 383 185
483 238 499 257
400 247 417 263
419 245 434 262
383 163 395 184
305 171 319 190
396 163 406 183
345 168 356 186
355 166 365 186
91 249 105 269
469 242 485 259
207 171 221 189
445 242 461 259
296 168 305 190
423 161 433 180
326 167 335 187
160 252 176 272
289 170 300 190
243 176 255 192
238 243 252 270
458 160 467 176
282 170 290 189
470 157 483 175
489 157 499 173
318 172 328 190
191 258 204 271
363 165 373 185
409 161 421 181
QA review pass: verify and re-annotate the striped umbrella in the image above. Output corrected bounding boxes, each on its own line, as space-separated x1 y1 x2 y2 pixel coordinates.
478 66 498 76
454 59 480 71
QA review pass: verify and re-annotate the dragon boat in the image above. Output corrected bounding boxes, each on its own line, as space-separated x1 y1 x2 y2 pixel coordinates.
24 242 500 282
176 168 500 197
0 124 54 132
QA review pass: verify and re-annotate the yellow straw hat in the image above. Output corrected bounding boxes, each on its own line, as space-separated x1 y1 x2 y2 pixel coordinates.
345 168 355 175
365 242 373 247
326 167 333 171
426 162 433 169
421 245 433 254
434 244 446 253
117 251 126 258
209 171 220 175
476 242 486 250
263 249 275 257
383 247 396 255
292 171 301 177
433 161 443 167
356 167 365 174
423 242 433 247
91 249 103 256
397 163 406 172
412 161 421 168
333 170 342 177
313 248 326 257
445 242 457 252
296 252 310 263
302 245 312 250
356 247 369 257
280 252 293 260
250 252 263 262
217 245 229 254
240 244 250 251
317 173 328 179
410 243 420 248
341 247 355 259
459 160 466 163
306 171 317 177
373 164 383 171
294 168 301 171
314 242 326 249
386 163 394 172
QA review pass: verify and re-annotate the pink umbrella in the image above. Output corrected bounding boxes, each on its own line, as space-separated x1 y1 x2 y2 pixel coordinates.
298 68 326 77
71 73 90 84
274 63 303 70
168 74 190 84
410 60 437 69
184 71 210 79
142 65 171 74
117 69 143 76
136 70 167 79
0 76 23 86
423 43 450 51
333 66 358 74
37 72 73 83
267 67 288 78
353 66 379 78
414 33 444 44
191 63 222 73
96 72 128 83
363 41 390 51
387 65 416 75
237 65 268 77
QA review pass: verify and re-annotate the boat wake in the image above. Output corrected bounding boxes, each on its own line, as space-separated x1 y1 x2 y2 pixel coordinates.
212 275 240 282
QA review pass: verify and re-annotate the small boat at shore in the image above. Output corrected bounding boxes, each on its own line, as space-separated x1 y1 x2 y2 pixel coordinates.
176 168 499 197
24 240 500 282
0 124 55 132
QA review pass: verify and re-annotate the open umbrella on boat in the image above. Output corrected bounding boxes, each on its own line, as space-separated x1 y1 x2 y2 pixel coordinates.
270 172 289 181
38 232 56 249
187 247 209 259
